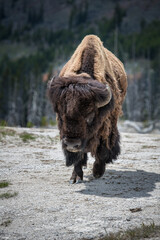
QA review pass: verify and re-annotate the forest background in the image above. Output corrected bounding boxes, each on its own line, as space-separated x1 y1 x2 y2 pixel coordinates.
0 0 160 128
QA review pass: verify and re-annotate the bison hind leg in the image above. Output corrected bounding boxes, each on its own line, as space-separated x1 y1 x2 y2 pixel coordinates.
93 134 120 178
93 142 108 178
93 161 106 179
81 152 88 168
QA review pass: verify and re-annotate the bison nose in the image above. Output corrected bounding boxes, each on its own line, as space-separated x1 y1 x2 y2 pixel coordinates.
63 138 81 152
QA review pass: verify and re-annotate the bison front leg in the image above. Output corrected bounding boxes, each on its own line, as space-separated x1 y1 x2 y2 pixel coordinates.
70 162 83 184
70 153 87 184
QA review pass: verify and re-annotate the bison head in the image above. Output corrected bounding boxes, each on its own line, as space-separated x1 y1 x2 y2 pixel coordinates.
48 75 113 155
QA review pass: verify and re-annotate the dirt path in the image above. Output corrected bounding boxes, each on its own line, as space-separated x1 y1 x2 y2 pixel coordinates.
0 127 160 240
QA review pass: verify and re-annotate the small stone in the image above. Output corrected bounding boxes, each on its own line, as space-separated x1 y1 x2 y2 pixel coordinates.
130 207 142 213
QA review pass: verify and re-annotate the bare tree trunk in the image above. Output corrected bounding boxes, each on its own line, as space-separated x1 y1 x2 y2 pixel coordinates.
114 25 118 57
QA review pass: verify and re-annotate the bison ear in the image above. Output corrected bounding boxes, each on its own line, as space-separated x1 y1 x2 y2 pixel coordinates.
47 76 55 89
95 84 112 108
47 76 56 101
89 82 112 108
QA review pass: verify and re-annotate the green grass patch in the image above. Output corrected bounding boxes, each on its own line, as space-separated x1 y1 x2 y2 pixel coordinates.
40 117 57 127
26 121 34 128
48 134 60 144
82 223 160 240
0 127 16 137
142 145 148 149
142 145 157 149
0 120 7 126
0 192 18 199
19 132 36 142
41 116 48 127
154 138 160 142
49 119 57 126
0 181 10 188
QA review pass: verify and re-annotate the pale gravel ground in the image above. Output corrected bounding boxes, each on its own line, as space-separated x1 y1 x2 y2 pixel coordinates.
0 126 160 240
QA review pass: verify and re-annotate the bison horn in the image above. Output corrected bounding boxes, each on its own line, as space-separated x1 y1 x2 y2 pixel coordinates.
96 84 112 108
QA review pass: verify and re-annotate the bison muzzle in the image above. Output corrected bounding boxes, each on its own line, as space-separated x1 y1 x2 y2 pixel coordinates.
48 35 127 184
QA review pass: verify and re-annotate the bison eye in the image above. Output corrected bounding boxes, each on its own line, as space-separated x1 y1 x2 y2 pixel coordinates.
86 112 95 125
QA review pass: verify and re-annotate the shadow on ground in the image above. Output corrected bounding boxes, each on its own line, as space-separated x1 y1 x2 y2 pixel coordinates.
77 169 160 198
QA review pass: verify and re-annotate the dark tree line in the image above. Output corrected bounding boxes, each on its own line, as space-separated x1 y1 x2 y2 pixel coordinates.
0 2 160 126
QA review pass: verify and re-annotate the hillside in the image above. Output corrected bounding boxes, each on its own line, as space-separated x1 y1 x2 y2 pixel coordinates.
1 0 160 33
0 0 160 126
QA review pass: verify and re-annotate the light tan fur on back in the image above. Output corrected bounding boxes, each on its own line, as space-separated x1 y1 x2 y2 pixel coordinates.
60 35 127 100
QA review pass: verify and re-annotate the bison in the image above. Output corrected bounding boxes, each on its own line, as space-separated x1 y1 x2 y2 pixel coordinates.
48 35 127 183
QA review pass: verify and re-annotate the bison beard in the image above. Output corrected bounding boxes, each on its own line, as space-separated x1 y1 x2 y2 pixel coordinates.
48 35 127 184
64 150 84 167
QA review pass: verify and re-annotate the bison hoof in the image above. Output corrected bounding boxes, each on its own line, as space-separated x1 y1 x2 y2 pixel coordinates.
93 174 101 179
69 176 83 184
76 178 83 184
93 170 105 178
70 179 76 184
93 162 105 179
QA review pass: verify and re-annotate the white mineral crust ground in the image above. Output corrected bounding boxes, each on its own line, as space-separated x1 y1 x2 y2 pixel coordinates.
0 126 160 239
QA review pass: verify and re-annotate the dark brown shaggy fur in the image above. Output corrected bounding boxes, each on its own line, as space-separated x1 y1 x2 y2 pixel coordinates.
48 35 127 183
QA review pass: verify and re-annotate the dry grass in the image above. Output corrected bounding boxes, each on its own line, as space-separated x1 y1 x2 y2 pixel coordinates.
142 145 157 149
0 192 18 199
0 127 16 138
82 223 160 240
0 180 18 199
0 127 37 143
0 219 12 227
19 132 36 142
48 134 60 144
